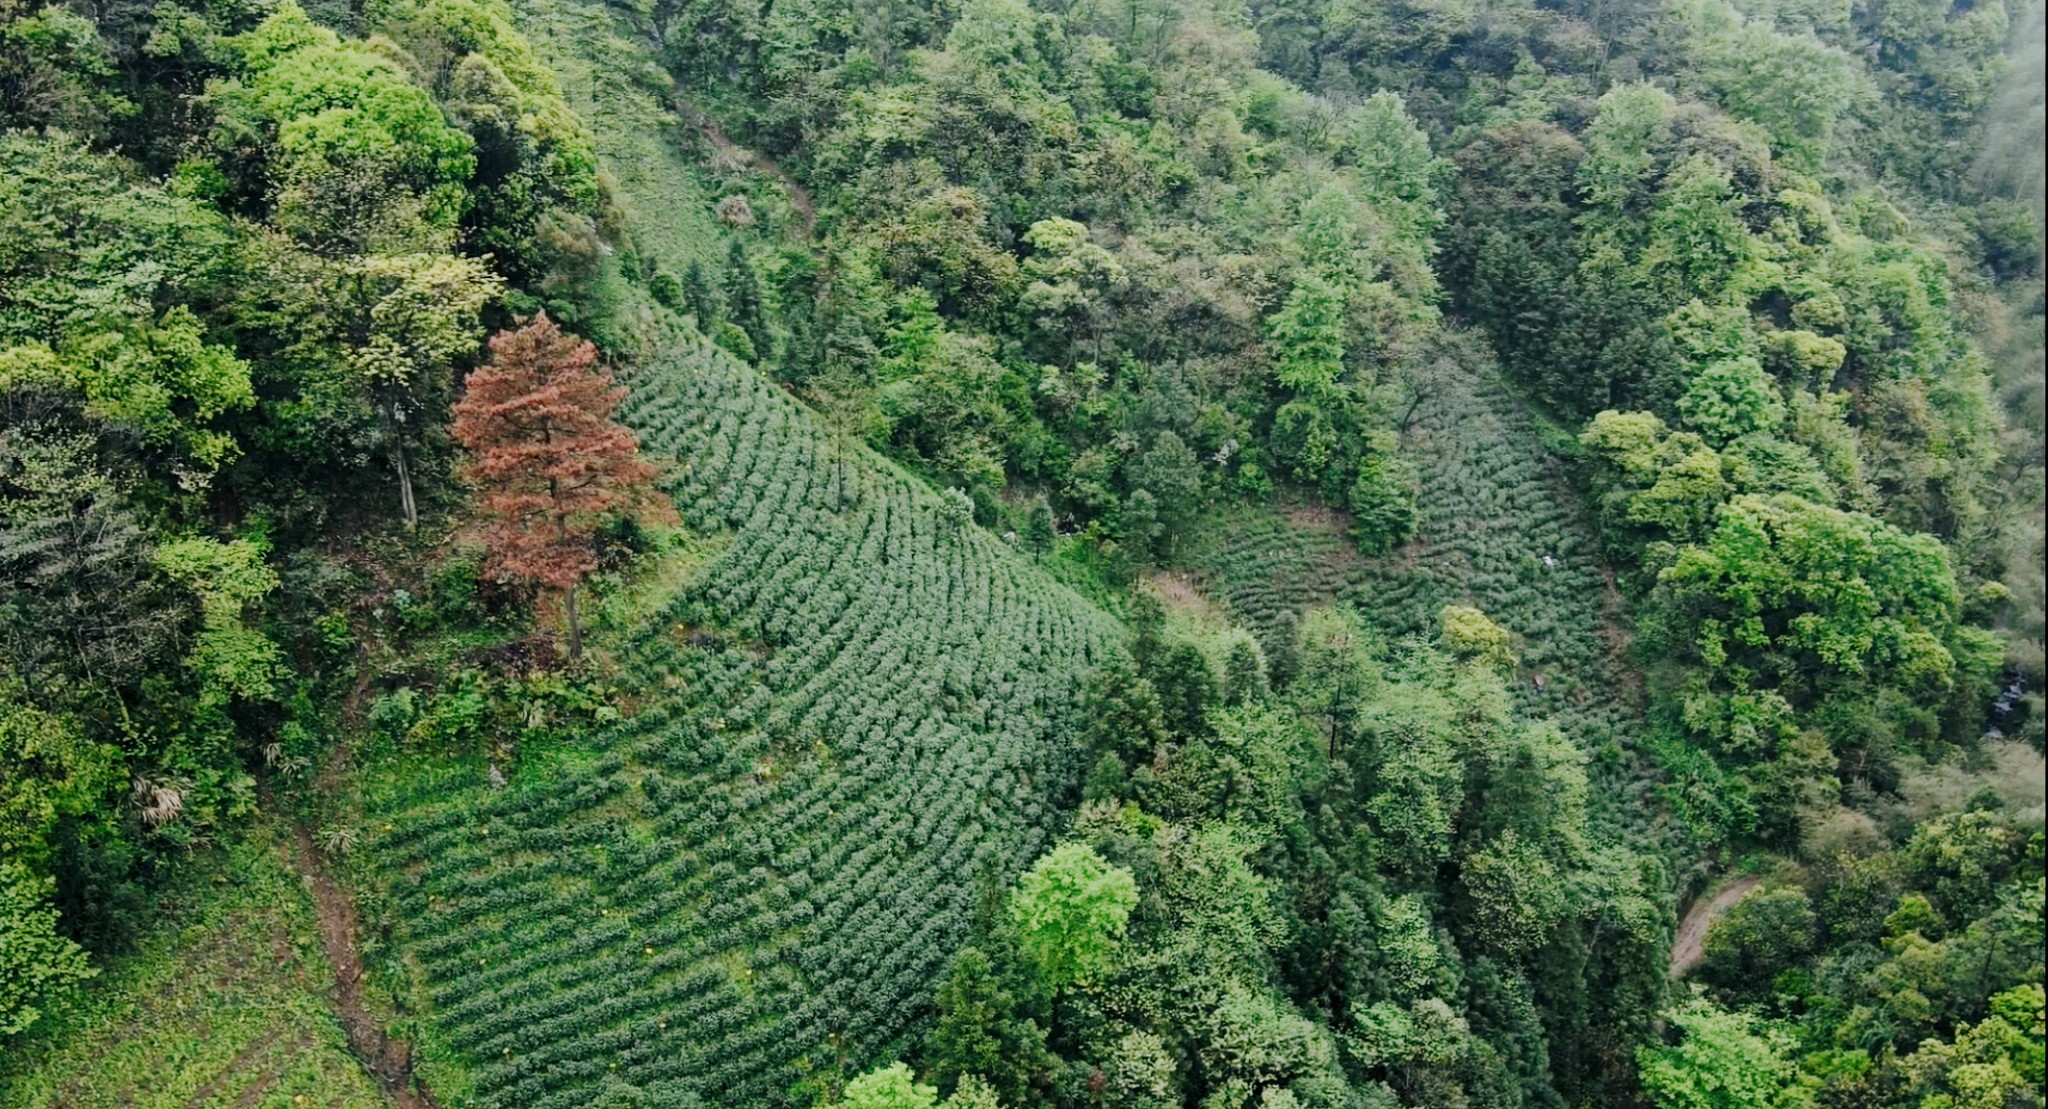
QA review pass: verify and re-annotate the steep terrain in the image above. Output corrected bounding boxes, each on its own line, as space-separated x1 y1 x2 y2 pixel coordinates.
0 824 395 1109
361 335 1117 1107
2 0 2042 1105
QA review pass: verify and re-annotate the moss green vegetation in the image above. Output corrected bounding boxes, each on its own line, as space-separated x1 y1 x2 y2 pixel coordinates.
355 334 1115 1107
1 0 2042 1106
0 823 389 1109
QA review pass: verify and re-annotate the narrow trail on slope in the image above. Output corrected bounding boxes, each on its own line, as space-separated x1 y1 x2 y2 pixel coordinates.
289 672 437 1109
1668 875 1763 979
673 97 817 234
289 822 439 1109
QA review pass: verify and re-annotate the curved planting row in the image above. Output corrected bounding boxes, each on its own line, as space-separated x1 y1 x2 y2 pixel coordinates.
1340 366 1680 846
369 335 1117 1108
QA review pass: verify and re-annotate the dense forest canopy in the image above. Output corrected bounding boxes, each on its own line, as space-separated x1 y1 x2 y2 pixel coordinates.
0 0 2041 1106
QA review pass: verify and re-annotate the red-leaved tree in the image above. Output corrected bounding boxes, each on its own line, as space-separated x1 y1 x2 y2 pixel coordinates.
451 312 664 659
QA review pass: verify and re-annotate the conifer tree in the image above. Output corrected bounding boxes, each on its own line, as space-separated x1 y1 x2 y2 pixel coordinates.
1022 497 1055 557
723 238 770 361
451 312 663 659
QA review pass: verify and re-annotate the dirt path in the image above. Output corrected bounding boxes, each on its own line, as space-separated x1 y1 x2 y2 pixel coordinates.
1668 875 1763 979
289 824 438 1109
673 98 817 234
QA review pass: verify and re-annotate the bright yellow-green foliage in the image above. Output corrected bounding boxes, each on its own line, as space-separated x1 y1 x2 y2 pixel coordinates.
0 863 95 1039
154 536 284 706
0 320 250 478
1903 983 2046 1109
1008 841 1138 992
217 3 476 227
840 1063 938 1109
1637 996 1812 1109
1440 604 1516 671
0 696 118 873
369 0 600 200
338 253 503 387
1581 411 1731 549
0 136 250 481
1654 494 1998 725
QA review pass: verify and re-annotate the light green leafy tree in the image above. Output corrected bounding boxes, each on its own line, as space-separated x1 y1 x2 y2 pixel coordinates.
1682 0 1856 171
1677 357 1785 447
0 134 251 486
1009 841 1138 993
0 693 119 873
840 1062 938 1109
1269 271 1348 394
1461 831 1566 957
328 251 502 526
1580 83 1676 228
1642 155 1756 304
1440 605 1516 672
1 310 252 485
216 3 476 249
1636 996 1812 1109
1900 983 2045 1109
154 536 285 719
1655 493 1981 700
0 861 95 1038
1020 217 1126 363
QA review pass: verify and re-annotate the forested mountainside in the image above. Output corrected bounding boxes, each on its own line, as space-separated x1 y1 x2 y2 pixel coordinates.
0 0 2042 1107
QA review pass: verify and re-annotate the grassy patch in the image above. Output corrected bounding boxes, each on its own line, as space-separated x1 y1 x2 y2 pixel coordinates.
0 822 389 1109
505 0 723 282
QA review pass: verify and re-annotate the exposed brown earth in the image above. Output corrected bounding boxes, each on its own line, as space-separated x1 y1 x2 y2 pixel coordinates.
289 824 438 1109
1668 875 1763 979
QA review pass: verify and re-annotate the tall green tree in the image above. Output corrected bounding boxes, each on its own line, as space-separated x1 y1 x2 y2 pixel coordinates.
1008 842 1138 994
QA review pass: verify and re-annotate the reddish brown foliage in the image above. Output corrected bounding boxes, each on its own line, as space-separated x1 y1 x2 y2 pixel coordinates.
451 312 666 654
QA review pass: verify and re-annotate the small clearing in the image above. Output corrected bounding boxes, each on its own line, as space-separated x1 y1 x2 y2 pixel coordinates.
1668 875 1764 979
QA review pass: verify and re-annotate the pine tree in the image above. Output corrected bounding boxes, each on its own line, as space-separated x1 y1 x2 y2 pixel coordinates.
1223 637 1269 705
1127 591 1167 670
682 259 723 331
1081 657 1168 765
1023 497 1055 557
1151 642 1218 740
924 947 1049 1104
723 238 770 362
451 312 664 660
1266 609 1302 690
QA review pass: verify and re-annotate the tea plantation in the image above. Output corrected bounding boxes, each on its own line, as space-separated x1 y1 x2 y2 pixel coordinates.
365 335 1118 1108
1337 364 1681 847
1194 357 1682 850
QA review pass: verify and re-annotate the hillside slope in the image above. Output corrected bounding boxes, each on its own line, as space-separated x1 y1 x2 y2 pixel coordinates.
363 329 1115 1108
0 824 394 1109
1193 349 1679 852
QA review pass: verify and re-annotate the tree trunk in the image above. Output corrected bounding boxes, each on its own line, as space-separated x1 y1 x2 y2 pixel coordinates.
565 581 582 661
381 400 418 529
393 443 417 529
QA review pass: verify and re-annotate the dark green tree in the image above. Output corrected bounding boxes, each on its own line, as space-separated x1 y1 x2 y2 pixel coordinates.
1151 642 1219 740
683 259 723 331
1080 658 1168 766
723 238 769 362
1127 431 1203 555
1222 637 1268 705
923 946 1051 1104
1265 610 1302 690
1022 497 1055 556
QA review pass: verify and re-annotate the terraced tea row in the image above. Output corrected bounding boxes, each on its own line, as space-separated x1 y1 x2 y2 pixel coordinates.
369 336 1116 1108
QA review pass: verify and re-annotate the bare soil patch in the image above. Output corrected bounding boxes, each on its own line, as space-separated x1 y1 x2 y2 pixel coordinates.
1669 875 1763 979
289 825 438 1109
